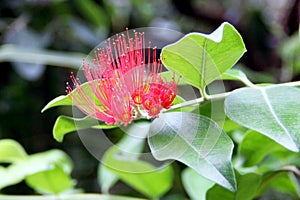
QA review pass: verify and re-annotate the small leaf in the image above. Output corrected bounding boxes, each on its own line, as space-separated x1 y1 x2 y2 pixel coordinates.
53 115 116 142
161 22 246 89
25 164 74 194
148 112 236 191
41 81 96 113
221 68 254 86
225 85 300 152
182 167 214 200
41 95 72 113
0 139 28 163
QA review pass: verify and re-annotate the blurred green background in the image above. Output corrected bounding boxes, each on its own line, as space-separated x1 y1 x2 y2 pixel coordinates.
0 0 299 196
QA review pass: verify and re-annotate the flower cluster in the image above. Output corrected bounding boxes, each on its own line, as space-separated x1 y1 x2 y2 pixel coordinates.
66 29 177 126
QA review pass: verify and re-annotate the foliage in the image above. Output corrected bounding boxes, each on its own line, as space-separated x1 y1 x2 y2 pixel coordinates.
34 22 300 199
0 2 300 197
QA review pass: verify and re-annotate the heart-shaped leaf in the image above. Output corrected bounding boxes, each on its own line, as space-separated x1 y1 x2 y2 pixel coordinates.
161 22 246 90
148 112 236 191
225 85 300 152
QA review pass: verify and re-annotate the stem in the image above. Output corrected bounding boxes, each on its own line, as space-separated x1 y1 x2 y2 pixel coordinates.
282 165 300 177
166 91 231 112
166 80 300 112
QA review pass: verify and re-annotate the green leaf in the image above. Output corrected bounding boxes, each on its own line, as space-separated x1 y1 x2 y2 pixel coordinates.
0 139 28 163
0 194 146 200
0 149 73 190
237 131 287 167
206 172 261 200
53 115 116 142
161 22 246 89
41 81 96 113
41 95 72 113
225 85 300 152
159 71 187 85
257 172 300 198
101 122 173 198
148 112 236 191
221 68 254 86
25 164 74 194
182 167 214 200
257 151 300 174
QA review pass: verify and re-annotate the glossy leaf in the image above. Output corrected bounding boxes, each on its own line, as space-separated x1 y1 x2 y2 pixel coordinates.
0 139 28 163
206 173 261 200
225 85 300 152
25 164 74 194
53 115 116 142
161 22 246 89
182 167 214 200
148 112 236 191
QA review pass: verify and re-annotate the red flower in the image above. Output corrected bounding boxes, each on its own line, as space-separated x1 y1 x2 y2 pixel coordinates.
66 29 177 126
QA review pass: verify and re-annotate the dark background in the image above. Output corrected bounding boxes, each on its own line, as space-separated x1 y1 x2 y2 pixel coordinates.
0 0 299 196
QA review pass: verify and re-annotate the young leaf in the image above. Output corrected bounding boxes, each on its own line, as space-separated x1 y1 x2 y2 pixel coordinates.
221 68 254 86
41 95 72 113
25 164 74 194
41 81 98 112
182 167 215 200
225 85 300 152
0 139 28 163
53 115 116 142
161 22 246 90
148 112 236 191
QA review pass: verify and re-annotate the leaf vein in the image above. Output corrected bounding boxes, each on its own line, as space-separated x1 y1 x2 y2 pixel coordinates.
261 88 294 143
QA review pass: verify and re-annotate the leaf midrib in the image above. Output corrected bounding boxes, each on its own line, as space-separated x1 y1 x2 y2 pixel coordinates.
261 88 295 145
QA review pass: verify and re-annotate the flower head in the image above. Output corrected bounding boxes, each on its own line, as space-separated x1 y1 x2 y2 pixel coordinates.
66 29 177 126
